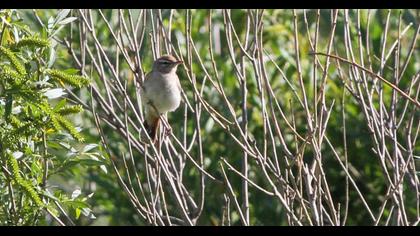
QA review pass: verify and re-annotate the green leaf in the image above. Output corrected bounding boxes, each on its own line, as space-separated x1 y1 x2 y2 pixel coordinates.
76 157 104 166
82 207 94 218
63 199 90 210
50 25 66 38
63 68 80 75
53 99 67 112
100 165 108 174
71 188 81 199
43 88 66 99
75 208 81 219
82 144 98 153
48 47 56 68
58 17 77 25
1 27 10 45
30 160 42 181
12 151 23 160
55 9 71 25
47 15 56 31
41 27 48 39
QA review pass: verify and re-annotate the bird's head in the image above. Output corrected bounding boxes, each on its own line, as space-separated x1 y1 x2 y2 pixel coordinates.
153 55 183 74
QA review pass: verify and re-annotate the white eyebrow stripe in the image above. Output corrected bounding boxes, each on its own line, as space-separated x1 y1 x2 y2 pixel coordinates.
160 59 172 63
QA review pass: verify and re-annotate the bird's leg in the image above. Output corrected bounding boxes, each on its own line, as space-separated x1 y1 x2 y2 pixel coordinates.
159 113 172 137
164 126 172 137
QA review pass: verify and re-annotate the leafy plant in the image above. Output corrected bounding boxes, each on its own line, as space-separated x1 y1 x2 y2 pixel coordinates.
0 9 98 225
1 9 419 226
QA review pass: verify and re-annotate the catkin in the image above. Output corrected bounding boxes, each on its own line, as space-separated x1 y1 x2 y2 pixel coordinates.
6 152 43 207
0 46 26 76
14 37 50 49
45 69 89 88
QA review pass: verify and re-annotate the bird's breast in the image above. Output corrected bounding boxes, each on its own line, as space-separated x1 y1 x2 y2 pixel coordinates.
144 73 181 113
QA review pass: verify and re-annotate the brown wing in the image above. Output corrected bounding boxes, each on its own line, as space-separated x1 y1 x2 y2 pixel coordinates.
143 71 152 85
143 116 160 143
140 72 152 102
141 71 160 143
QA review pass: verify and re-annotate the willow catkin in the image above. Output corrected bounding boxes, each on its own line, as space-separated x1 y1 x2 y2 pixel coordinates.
45 69 89 88
0 46 26 76
6 152 43 207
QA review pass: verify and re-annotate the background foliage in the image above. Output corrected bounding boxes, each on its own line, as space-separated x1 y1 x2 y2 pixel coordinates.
0 9 419 225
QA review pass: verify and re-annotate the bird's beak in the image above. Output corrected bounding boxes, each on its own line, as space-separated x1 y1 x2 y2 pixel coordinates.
175 60 183 65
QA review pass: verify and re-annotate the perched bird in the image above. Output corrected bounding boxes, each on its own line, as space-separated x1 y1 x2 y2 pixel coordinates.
141 55 183 142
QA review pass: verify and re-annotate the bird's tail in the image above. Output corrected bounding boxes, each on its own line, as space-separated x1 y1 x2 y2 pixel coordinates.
143 116 160 142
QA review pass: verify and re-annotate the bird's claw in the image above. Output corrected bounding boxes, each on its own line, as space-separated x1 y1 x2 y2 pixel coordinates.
164 127 172 137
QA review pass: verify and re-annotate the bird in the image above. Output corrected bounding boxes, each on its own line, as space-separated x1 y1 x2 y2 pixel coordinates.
141 55 183 142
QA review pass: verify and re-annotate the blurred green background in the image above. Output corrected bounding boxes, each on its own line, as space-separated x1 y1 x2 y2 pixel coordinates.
6 9 419 225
